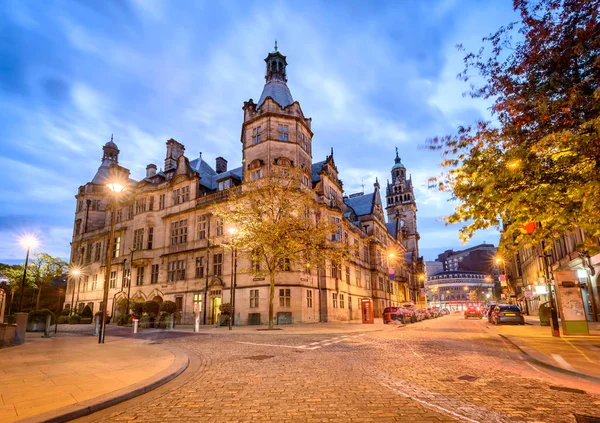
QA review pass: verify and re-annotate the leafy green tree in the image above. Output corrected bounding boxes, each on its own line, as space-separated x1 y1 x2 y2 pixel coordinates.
214 167 349 329
29 253 67 310
2 265 35 313
428 0 600 254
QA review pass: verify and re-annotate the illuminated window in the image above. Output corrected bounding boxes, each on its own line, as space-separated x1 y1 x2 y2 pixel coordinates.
307 290 313 308
109 271 117 288
332 292 338 308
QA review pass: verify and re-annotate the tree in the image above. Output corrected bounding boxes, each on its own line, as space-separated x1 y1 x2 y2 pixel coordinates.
214 167 349 329
428 0 600 255
29 253 67 310
2 265 34 313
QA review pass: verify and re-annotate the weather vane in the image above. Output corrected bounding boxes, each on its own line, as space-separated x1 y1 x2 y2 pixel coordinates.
274 40 278 51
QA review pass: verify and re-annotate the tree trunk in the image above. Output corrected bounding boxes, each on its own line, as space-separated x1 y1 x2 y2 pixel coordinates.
9 290 14 314
36 285 42 310
268 271 276 329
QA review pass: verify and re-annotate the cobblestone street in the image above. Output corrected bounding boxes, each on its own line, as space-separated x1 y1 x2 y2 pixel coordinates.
76 315 600 423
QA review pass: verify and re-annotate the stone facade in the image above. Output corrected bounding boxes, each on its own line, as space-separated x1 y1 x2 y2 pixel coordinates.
67 48 422 325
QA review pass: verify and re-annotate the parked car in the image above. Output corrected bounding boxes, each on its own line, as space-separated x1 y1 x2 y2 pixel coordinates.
429 307 441 318
398 307 416 323
426 307 437 318
464 305 483 319
383 307 404 324
491 305 525 325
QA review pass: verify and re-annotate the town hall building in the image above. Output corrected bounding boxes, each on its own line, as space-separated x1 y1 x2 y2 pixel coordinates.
67 47 423 325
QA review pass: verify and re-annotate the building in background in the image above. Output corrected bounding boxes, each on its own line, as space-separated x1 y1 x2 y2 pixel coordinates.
425 271 493 311
67 47 422 325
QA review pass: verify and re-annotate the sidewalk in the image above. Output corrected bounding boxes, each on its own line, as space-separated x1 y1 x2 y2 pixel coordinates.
0 329 188 423
493 316 600 383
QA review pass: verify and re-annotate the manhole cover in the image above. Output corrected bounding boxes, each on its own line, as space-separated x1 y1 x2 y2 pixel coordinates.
574 414 600 423
245 355 275 361
457 375 479 382
550 386 586 394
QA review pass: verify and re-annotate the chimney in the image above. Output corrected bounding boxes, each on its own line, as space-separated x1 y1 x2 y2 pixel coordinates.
146 164 157 178
165 138 185 172
216 156 227 174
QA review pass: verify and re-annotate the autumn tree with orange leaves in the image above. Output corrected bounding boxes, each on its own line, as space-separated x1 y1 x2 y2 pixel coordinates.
429 0 600 254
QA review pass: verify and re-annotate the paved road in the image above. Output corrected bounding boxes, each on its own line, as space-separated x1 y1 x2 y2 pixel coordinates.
76 314 600 423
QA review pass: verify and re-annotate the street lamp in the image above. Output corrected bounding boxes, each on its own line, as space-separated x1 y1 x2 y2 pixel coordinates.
18 235 39 312
126 248 136 317
228 227 238 331
99 181 126 344
69 267 81 316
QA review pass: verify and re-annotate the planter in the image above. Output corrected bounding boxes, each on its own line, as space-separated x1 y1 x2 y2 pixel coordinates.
80 318 92 324
0 323 16 348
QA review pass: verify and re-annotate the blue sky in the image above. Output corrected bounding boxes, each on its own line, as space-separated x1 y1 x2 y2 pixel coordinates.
0 0 517 263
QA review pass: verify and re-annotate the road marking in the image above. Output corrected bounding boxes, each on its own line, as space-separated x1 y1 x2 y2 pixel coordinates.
381 382 481 423
561 338 595 363
237 335 359 351
551 353 577 371
237 341 309 349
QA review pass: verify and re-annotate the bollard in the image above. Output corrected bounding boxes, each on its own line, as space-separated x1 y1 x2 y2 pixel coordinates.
169 314 174 330
132 318 138 334
194 315 200 333
93 315 100 336
42 314 52 338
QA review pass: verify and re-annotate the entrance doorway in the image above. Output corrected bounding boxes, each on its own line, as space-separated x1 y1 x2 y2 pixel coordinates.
211 296 222 325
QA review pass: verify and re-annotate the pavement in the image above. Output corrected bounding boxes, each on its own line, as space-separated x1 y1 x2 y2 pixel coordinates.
3 316 600 423
493 314 600 383
0 326 189 423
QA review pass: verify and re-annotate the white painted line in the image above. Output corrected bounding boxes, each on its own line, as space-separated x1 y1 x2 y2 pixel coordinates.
330 339 345 344
321 343 333 346
237 341 308 349
551 353 577 371
381 383 481 423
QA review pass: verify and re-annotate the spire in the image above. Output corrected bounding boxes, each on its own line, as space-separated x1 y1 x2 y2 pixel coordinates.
274 40 278 51
374 177 380 189
392 146 405 170
330 147 334 156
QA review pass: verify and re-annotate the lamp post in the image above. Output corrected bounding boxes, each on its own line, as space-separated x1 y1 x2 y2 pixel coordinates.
69 268 81 316
99 181 125 344
126 248 136 317
18 235 38 312
228 227 238 331
55 288 64 334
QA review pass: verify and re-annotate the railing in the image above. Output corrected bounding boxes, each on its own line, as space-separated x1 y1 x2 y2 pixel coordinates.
196 186 242 207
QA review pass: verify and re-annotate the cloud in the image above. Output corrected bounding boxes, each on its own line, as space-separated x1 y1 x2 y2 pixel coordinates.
0 0 514 262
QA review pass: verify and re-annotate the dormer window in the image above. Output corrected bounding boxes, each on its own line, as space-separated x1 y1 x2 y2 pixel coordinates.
217 179 231 191
278 125 288 141
252 126 262 144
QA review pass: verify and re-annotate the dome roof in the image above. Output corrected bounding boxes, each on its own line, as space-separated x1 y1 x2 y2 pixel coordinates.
104 140 118 149
392 160 405 170
257 80 294 108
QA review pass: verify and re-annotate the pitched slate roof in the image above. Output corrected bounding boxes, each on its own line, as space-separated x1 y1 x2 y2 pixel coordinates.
211 166 242 186
386 222 397 238
189 157 217 189
257 81 294 108
311 160 325 183
343 192 374 216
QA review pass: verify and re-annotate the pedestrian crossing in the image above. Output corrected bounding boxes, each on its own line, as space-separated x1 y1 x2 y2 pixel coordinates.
237 333 366 350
